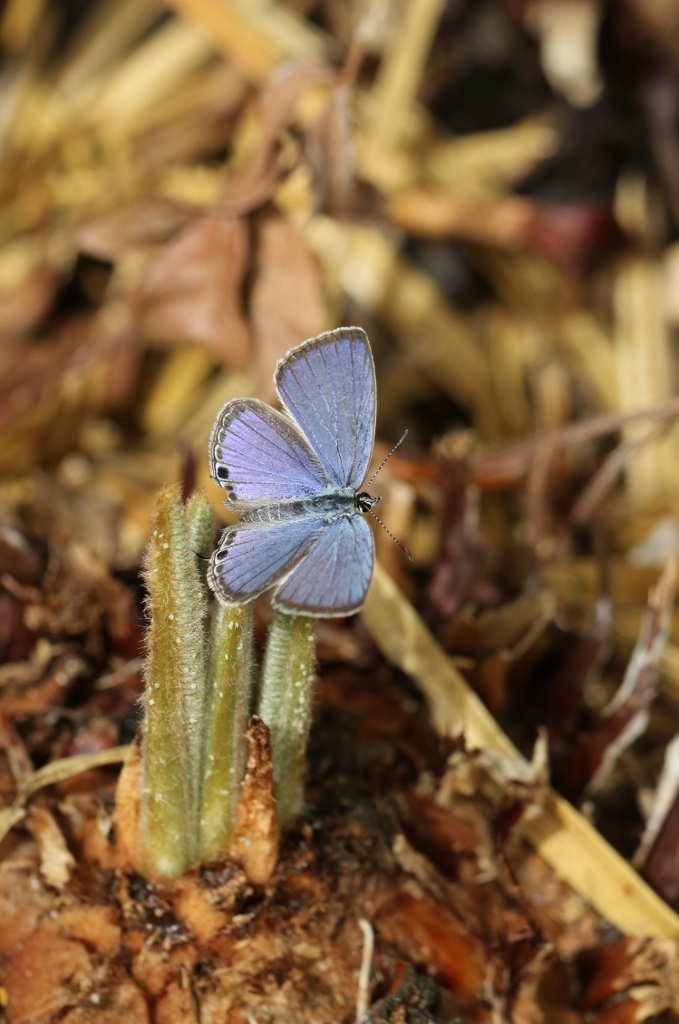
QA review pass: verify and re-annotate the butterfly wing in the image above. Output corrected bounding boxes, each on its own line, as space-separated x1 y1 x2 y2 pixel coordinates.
275 327 376 490
273 513 374 617
209 397 330 505
208 516 326 605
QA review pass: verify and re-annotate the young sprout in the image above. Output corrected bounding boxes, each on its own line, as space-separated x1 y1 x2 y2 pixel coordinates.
131 329 403 877
139 484 206 877
136 485 254 878
258 612 316 826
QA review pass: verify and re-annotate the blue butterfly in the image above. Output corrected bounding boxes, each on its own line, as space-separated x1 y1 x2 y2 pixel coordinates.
208 327 379 616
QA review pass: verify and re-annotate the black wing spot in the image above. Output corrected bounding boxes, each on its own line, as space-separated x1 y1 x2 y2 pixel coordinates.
216 465 229 480
214 532 237 562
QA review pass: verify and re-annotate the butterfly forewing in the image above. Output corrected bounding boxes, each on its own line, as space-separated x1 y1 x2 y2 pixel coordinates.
209 397 330 504
275 327 376 490
208 517 326 605
273 515 374 616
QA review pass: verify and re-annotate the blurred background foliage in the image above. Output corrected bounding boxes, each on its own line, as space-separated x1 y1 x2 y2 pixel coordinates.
3 0 679 967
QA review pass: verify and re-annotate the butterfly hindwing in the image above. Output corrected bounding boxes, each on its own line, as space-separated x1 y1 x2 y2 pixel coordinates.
208 516 327 605
273 513 374 617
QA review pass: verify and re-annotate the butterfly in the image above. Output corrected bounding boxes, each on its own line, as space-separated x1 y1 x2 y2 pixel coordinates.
207 327 380 617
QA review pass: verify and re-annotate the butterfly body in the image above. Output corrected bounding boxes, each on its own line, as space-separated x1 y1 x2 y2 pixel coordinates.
208 328 378 617
235 488 380 529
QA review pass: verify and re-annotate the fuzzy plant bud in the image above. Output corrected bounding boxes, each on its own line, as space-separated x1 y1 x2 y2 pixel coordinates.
258 611 316 826
139 484 207 877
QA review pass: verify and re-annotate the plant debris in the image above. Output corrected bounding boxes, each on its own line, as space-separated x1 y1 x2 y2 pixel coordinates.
3 0 679 1020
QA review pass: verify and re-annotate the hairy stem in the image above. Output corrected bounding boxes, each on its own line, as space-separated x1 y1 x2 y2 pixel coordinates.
139 484 207 876
186 490 214 591
258 611 316 826
199 602 255 861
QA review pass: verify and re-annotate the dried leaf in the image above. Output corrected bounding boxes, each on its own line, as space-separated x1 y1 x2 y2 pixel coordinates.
136 216 251 368
563 559 677 798
0 745 129 844
113 737 143 875
375 890 486 996
230 715 279 886
250 213 325 397
0 262 61 337
78 197 194 262
25 805 75 890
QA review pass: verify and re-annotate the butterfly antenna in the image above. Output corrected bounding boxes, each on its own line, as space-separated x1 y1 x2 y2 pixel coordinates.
366 429 408 488
366 507 412 560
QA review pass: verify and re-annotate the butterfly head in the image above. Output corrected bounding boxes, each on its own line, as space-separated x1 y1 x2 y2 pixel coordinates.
357 491 380 514
357 490 412 560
